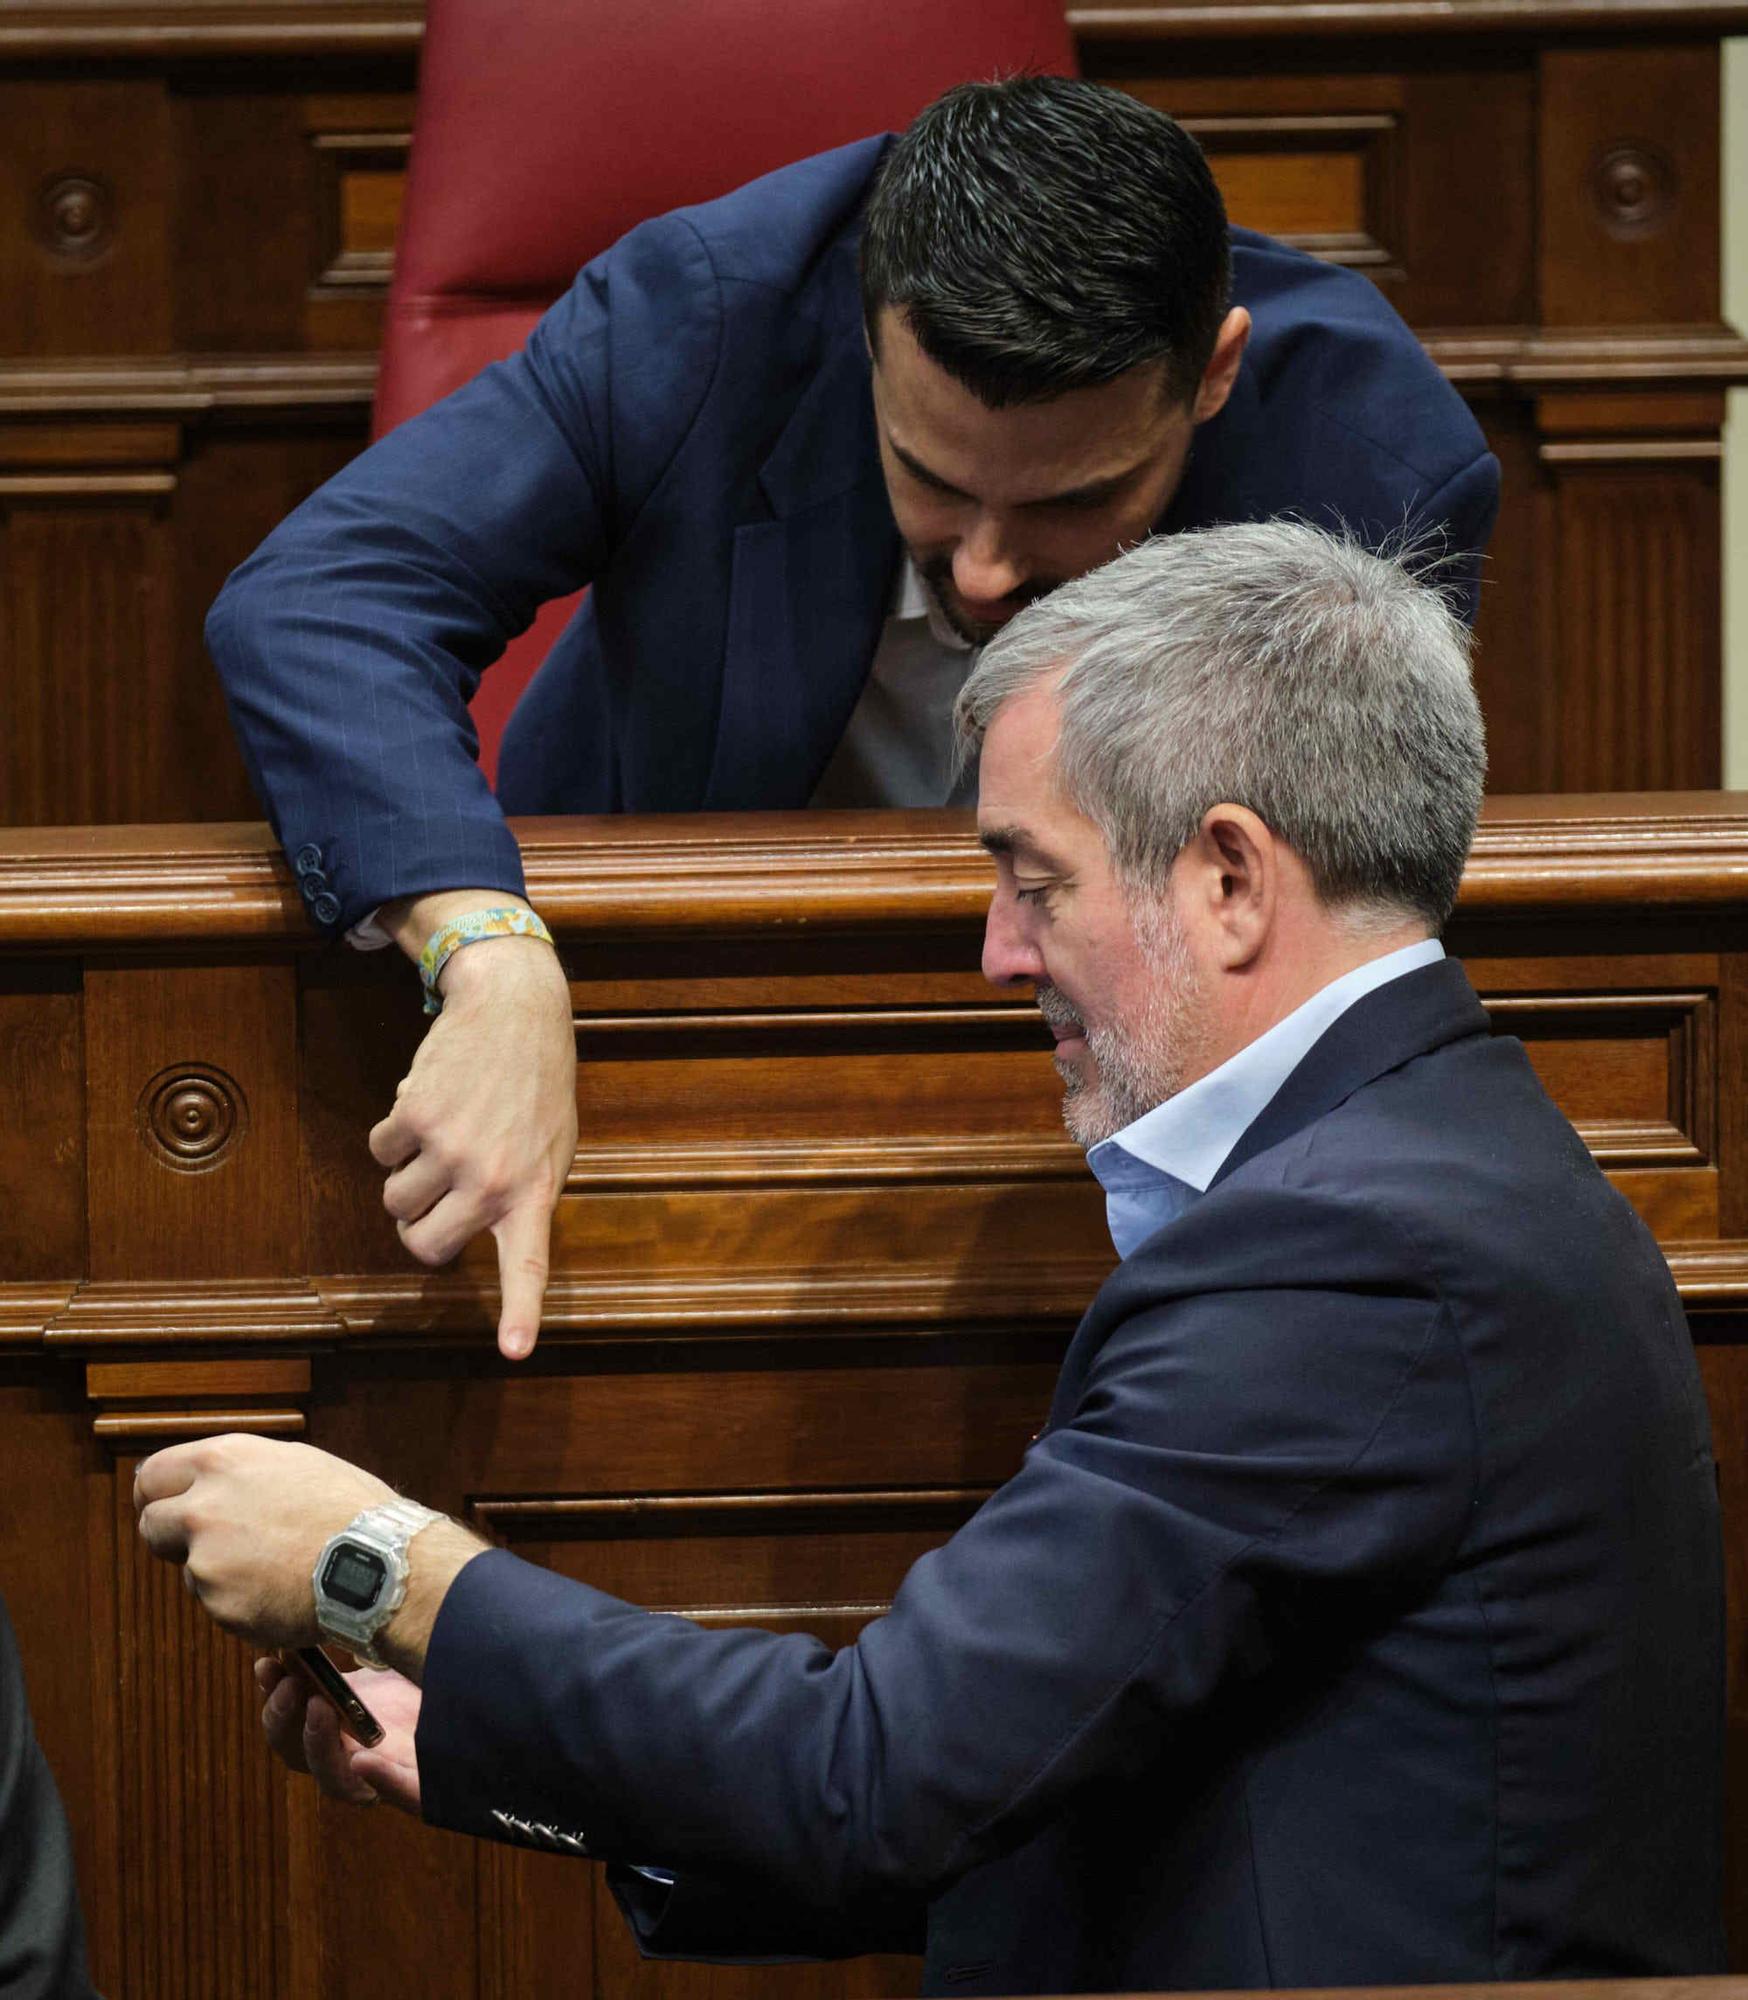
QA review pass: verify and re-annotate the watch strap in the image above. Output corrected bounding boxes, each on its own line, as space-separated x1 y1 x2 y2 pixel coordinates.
358 1497 443 1544
314 1498 443 1667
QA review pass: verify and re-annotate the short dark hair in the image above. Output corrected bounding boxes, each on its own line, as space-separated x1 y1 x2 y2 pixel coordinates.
861 76 1231 411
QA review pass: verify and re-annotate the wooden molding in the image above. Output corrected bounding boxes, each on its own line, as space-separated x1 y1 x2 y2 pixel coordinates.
0 471 177 498
472 1487 998 1532
1482 989 1712 1167
315 1261 1116 1338
0 1283 76 1346
0 2 423 55
12 1243 1742 1354
1070 0 1748 36
43 1279 342 1346
87 1357 311 1399
1459 796 1748 910
6 802 1748 950
0 823 309 944
566 1133 1081 1193
93 1408 305 1441
1665 1240 1748 1309
0 354 378 419
1538 438 1724 464
1424 327 1748 390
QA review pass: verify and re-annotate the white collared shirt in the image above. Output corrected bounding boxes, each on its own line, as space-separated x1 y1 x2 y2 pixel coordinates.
1087 937 1447 1260
809 556 978 809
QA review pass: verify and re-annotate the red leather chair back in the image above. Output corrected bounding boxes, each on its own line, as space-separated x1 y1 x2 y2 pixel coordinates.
374 0 1078 780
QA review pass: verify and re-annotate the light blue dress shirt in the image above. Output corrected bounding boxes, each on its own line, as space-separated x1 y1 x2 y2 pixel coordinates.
1087 938 1447 1260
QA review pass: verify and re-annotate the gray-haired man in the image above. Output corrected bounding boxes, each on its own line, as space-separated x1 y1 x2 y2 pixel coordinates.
142 525 1718 1996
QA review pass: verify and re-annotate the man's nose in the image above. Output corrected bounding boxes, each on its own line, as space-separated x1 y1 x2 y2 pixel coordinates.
982 896 1043 988
954 516 1028 608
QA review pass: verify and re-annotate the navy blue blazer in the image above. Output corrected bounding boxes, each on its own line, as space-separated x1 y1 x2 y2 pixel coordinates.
415 959 1724 1994
207 140 1499 937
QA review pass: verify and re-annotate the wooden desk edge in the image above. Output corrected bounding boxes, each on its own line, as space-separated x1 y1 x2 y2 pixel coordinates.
1 796 1746 947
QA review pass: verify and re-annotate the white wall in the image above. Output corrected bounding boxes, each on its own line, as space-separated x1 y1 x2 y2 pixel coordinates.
1723 39 1747 785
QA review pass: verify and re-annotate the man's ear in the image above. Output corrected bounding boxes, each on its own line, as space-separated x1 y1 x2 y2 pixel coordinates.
1191 308 1251 427
1189 803 1273 968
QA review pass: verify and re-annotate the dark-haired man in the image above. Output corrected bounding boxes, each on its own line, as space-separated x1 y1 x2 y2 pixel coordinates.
209 77 1499 1360
143 526 1718 1996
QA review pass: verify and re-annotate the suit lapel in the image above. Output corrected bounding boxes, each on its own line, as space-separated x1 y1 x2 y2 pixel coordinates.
1211 957 1492 1189
1044 958 1492 1428
702 330 901 810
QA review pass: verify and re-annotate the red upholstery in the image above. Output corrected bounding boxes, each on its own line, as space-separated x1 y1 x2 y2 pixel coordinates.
375 0 1078 780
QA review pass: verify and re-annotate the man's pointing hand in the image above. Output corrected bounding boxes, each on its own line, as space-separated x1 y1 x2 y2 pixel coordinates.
371 909 577 1360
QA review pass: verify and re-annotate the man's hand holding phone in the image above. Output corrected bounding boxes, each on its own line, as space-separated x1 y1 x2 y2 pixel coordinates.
257 1655 423 1814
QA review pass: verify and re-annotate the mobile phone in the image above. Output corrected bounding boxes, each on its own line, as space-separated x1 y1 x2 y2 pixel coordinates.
285 1645 386 1747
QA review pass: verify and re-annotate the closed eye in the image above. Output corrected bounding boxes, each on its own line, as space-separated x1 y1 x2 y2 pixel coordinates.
1035 485 1121 512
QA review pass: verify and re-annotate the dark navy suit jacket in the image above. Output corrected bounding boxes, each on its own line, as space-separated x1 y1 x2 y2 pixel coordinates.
415 960 1724 1994
0 1596 100 1999
206 140 1499 936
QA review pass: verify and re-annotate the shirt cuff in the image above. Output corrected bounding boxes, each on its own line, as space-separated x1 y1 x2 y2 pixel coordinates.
345 907 395 952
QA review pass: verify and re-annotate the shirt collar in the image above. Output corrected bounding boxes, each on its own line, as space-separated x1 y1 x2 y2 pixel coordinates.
1087 937 1446 1255
890 555 972 653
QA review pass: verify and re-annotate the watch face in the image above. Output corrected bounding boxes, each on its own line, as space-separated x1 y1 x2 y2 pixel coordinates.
321 1542 387 1612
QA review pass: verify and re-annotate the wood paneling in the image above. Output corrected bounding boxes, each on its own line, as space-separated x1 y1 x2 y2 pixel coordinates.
1541 458 1721 791
84 961 301 1282
0 78 173 356
4 804 1748 1992
0 30 408 829
1489 988 1713 1166
1538 44 1721 330
0 487 177 824
0 964 86 1278
110 1453 287 1997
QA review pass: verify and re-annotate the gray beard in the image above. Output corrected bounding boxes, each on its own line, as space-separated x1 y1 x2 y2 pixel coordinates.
1043 897 1209 1149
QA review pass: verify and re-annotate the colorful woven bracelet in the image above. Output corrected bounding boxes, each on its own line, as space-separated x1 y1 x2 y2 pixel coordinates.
418 906 556 1015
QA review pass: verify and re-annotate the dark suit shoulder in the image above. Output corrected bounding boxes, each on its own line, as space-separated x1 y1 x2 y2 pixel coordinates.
664 136 888 292
1229 227 1489 486
1109 1027 1701 1481
1070 1167 1461 1480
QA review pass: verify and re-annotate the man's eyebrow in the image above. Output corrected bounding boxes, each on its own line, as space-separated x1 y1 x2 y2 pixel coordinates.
889 438 972 501
890 437 1138 511
979 824 1070 872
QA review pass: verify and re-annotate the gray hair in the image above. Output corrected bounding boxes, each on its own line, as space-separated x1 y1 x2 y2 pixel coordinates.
953 521 1486 928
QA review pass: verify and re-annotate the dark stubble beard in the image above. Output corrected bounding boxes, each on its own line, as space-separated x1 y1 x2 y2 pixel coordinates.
915 553 1060 649
1041 893 1211 1150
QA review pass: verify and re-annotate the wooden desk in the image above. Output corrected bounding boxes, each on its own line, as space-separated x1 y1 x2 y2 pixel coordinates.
2 800 1746 1998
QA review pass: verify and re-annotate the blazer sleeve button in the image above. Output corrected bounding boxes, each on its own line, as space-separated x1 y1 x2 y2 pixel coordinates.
311 892 342 926
293 844 323 876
